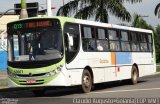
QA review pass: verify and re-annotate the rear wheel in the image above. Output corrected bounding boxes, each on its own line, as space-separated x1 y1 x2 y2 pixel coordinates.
131 65 139 84
81 70 92 93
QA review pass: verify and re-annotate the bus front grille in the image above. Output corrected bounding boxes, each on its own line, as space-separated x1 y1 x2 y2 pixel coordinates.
17 73 46 77
19 79 45 85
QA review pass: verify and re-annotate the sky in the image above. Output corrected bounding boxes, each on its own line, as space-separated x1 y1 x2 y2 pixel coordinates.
0 0 159 27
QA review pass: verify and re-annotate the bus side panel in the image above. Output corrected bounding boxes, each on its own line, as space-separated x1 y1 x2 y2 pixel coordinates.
66 52 109 85
114 52 132 80
66 51 155 86
132 52 155 77
66 52 88 85
105 67 117 82
92 68 105 83
115 66 132 80
68 69 83 85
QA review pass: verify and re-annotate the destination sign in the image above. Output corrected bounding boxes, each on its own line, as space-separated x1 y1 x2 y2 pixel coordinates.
13 20 53 29
7 19 61 33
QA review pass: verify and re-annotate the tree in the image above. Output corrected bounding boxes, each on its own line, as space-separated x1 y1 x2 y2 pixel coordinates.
132 14 153 30
57 0 142 23
155 2 160 18
154 25 160 62
20 0 28 19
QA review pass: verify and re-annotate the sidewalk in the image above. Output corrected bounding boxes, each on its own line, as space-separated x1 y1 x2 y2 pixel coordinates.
0 71 7 79
0 71 8 89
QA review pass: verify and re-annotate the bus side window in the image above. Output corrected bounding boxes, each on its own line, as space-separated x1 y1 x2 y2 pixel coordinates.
82 26 96 51
147 34 153 52
120 31 131 52
96 28 109 51
139 33 150 52
131 32 140 52
108 29 120 51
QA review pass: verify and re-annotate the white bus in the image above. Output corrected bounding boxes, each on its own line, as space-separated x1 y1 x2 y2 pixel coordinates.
7 17 156 95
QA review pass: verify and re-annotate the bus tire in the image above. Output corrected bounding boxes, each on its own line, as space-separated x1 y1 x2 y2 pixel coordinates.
130 65 139 85
81 70 92 93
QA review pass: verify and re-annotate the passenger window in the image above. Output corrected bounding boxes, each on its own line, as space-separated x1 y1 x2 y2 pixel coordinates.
131 43 140 51
83 27 92 38
121 42 131 51
148 34 152 43
131 32 138 42
108 30 119 40
82 26 96 51
97 29 106 39
120 31 131 51
140 43 148 51
96 28 109 51
148 43 152 52
131 32 140 51
140 33 147 42
139 33 147 52
110 41 120 51
121 31 129 41
147 34 153 51
108 29 120 51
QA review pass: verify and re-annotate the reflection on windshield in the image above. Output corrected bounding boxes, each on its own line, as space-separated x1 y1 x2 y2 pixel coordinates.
8 28 63 62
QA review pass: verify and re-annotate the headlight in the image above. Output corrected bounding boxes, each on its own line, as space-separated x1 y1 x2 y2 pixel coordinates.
7 70 19 78
57 65 63 72
45 65 63 77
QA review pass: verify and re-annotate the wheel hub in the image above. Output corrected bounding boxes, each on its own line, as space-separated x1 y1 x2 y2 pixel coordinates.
133 71 137 81
83 76 90 87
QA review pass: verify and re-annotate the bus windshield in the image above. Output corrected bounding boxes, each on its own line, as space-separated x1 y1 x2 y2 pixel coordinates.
7 19 63 62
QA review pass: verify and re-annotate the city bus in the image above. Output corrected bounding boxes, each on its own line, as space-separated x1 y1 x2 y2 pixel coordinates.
7 16 156 95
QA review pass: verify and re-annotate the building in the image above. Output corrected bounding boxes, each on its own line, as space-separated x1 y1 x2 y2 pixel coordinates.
0 13 18 70
0 13 19 32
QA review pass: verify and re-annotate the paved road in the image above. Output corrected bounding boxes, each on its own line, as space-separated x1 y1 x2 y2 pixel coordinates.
0 74 160 104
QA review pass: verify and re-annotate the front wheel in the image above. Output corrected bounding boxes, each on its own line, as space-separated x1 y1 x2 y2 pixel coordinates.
81 70 92 93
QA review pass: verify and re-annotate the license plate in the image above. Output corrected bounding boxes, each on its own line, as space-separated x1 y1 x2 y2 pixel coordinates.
26 79 36 84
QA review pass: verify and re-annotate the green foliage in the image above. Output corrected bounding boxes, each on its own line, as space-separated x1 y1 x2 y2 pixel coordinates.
132 14 153 30
57 0 142 23
120 0 142 3
157 64 160 72
155 3 160 18
0 79 8 87
155 25 160 63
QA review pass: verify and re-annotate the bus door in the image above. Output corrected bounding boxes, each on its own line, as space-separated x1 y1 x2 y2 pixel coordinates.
64 23 80 68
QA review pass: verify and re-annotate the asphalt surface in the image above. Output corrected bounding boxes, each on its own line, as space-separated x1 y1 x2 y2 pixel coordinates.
0 73 160 104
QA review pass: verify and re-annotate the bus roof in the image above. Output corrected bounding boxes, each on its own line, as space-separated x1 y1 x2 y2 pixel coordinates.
75 19 153 33
7 16 70 24
7 16 153 34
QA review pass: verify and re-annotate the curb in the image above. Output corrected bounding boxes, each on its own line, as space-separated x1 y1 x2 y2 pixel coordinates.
155 72 160 75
